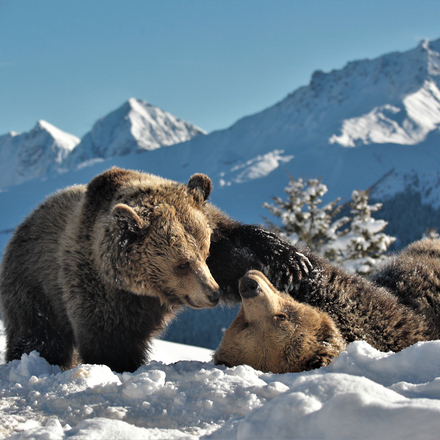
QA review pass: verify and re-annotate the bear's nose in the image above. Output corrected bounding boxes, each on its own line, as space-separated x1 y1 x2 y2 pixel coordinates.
208 288 221 305
239 277 261 299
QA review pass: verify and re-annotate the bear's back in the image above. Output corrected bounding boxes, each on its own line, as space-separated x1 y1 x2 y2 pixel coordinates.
370 239 440 340
0 185 87 297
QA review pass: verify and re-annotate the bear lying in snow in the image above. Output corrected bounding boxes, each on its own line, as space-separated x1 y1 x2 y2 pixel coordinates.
213 237 440 373
0 167 240 373
214 270 346 373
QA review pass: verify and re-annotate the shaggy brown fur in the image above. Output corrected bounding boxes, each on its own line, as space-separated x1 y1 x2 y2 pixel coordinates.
214 271 345 373
370 239 440 333
0 167 236 373
213 238 440 373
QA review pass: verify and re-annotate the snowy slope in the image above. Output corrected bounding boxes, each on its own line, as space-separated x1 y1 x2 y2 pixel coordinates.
65 98 206 166
0 121 79 188
1 320 440 440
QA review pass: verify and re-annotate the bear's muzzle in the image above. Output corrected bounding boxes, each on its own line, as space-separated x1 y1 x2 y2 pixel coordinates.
239 276 261 299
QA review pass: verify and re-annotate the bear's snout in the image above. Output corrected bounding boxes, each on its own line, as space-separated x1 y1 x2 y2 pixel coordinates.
208 289 221 305
239 276 261 299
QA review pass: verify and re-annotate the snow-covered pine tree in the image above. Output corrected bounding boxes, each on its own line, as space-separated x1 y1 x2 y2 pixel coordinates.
263 176 349 261
264 177 395 274
332 190 396 274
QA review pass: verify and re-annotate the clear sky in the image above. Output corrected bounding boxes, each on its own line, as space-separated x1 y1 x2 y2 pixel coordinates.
1 0 440 138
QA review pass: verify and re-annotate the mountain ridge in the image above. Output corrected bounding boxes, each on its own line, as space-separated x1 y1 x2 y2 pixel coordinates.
1 38 440 250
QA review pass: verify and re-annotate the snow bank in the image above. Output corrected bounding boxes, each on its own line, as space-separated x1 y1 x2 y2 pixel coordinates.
1 320 440 439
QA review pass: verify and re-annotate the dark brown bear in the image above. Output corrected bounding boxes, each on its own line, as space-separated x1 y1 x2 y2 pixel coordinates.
0 167 237 373
210 230 440 373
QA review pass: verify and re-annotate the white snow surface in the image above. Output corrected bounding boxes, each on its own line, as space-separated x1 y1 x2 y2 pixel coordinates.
1 320 440 440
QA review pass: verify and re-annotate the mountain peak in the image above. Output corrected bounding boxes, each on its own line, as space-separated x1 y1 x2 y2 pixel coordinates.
32 120 79 151
0 121 80 189
66 98 205 166
35 119 52 130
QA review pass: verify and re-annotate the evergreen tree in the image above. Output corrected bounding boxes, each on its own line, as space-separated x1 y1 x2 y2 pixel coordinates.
264 176 349 261
264 177 395 274
332 190 396 274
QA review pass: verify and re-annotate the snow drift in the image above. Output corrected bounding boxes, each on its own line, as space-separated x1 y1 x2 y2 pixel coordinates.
1 321 440 439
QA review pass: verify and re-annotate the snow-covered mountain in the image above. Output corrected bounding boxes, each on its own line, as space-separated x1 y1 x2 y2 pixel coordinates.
65 98 206 166
0 120 79 188
1 39 440 248
186 39 439 154
0 99 205 190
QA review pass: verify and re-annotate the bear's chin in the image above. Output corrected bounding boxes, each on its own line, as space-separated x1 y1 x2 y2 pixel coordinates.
184 294 219 309
185 295 203 308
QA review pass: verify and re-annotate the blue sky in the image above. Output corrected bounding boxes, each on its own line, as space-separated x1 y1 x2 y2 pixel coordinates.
1 0 440 138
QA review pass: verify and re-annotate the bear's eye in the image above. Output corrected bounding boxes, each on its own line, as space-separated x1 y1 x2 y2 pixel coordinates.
274 314 287 321
177 262 191 271
241 322 249 331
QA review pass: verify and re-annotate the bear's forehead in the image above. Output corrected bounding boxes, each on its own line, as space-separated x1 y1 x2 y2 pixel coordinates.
123 183 191 203
144 204 211 242
242 295 298 321
149 203 207 226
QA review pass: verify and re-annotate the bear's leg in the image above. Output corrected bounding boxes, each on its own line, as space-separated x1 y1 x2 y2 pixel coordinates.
67 293 169 373
3 287 76 369
73 326 149 373
6 327 76 370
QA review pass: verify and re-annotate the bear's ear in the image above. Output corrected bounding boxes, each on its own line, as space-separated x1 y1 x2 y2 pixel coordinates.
85 168 139 225
88 167 135 204
112 204 144 244
187 173 212 203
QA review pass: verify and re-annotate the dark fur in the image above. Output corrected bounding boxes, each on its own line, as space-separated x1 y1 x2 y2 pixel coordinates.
208 225 439 352
0 168 236 373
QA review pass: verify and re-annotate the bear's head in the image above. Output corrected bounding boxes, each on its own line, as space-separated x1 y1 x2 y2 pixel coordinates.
86 167 221 309
213 270 346 373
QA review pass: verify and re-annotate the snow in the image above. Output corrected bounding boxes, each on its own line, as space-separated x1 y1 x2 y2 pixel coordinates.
329 79 440 148
219 149 294 186
1 319 440 439
370 169 440 209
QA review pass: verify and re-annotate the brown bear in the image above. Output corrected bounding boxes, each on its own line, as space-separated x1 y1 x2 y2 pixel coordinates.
213 239 440 373
213 270 346 373
0 167 238 373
